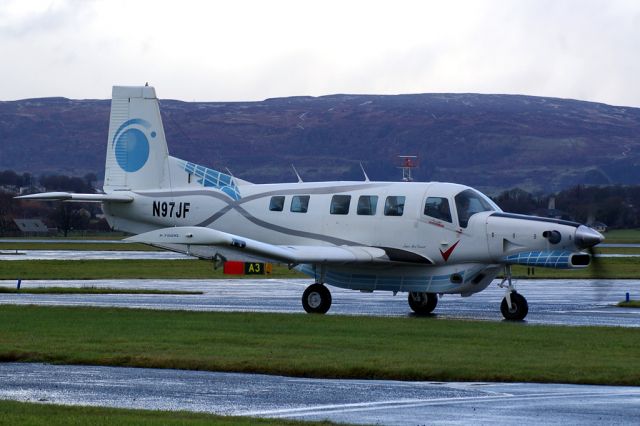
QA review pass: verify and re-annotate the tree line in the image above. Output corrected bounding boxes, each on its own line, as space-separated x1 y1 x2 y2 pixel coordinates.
0 170 104 236
1 169 639 235
492 185 640 229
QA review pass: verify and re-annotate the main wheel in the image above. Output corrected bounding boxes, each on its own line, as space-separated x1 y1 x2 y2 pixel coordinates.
408 292 438 315
500 291 529 320
302 284 332 314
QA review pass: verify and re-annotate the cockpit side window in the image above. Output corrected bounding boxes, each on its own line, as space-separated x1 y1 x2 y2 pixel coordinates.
424 197 452 223
455 189 494 228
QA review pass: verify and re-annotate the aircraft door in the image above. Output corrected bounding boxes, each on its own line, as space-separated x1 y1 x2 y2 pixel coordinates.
421 192 460 257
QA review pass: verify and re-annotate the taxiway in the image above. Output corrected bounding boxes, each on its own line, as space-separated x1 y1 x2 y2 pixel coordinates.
1 278 639 327
1 363 638 425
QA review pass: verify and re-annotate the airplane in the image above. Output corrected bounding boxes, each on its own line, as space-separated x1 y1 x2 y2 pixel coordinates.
18 85 605 320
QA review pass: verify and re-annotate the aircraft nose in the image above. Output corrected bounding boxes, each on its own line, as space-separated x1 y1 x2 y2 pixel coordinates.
575 225 605 249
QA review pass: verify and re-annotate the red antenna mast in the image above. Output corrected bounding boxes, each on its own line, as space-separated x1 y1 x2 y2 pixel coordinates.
397 155 418 182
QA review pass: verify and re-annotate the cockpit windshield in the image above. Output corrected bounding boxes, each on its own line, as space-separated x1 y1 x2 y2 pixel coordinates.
454 189 498 228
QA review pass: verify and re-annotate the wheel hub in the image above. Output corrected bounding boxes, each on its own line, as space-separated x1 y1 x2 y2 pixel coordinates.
308 292 322 308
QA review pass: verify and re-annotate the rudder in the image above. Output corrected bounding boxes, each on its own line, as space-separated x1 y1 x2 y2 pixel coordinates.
104 86 171 191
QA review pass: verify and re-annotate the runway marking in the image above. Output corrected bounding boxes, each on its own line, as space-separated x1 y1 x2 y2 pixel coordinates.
242 389 640 418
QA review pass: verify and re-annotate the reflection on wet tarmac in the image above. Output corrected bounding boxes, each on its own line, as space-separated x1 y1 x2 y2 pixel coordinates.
0 250 189 260
1 278 639 327
0 363 638 425
2 278 639 425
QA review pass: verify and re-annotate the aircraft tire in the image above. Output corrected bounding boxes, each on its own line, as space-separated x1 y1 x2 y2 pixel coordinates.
302 284 332 314
500 291 529 321
408 292 438 315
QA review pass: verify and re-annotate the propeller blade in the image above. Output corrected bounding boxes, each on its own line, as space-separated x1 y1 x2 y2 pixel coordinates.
588 246 611 302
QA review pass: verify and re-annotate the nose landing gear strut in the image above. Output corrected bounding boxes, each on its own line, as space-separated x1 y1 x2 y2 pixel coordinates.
498 265 528 321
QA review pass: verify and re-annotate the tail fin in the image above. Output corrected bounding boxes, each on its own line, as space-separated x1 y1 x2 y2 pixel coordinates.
104 86 171 191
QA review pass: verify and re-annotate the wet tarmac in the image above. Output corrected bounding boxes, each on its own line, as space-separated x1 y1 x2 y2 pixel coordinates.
2 280 639 424
0 363 638 425
1 278 639 327
0 250 189 261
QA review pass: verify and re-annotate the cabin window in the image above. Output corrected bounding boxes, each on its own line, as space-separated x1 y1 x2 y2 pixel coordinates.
269 196 285 212
357 195 378 215
424 197 452 223
455 189 494 228
290 195 310 213
330 195 351 215
384 196 405 216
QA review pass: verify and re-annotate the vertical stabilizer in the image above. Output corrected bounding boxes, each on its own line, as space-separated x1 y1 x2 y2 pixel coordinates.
104 86 171 191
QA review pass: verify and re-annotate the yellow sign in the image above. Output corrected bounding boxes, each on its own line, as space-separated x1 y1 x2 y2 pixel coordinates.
244 262 272 275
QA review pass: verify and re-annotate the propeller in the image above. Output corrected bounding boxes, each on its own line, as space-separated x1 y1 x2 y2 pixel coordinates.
576 226 609 302
587 245 612 301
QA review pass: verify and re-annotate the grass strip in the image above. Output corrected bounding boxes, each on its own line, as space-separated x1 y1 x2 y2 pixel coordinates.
618 300 640 308
2 257 637 280
0 287 202 295
510 256 640 279
0 399 338 426
0 242 159 251
0 259 305 280
600 229 640 244
0 305 639 386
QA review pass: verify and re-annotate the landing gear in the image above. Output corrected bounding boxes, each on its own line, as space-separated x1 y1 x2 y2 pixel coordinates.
302 283 332 314
500 291 528 321
408 292 438 315
498 265 529 321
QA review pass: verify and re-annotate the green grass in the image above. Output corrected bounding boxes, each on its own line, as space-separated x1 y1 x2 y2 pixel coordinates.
594 246 640 254
0 260 304 280
0 257 636 280
511 256 640 279
0 399 337 426
601 229 640 244
1 305 639 386
0 287 202 295
618 300 640 308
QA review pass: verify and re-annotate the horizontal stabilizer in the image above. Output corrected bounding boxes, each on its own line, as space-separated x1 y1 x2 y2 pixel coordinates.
15 192 133 203
126 226 393 265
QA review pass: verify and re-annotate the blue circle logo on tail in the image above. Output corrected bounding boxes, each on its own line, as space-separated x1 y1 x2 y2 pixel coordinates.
112 119 154 172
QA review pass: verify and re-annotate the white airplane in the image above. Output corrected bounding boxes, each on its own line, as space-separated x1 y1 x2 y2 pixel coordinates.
19 86 605 320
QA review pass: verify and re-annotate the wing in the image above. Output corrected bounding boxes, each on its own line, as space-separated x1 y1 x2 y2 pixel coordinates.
15 192 133 203
126 226 432 265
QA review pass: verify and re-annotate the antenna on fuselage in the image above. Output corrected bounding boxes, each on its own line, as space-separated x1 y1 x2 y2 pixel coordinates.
398 155 418 182
359 162 370 182
291 165 304 183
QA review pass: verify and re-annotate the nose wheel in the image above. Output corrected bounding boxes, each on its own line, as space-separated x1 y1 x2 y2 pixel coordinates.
500 291 528 320
498 265 529 320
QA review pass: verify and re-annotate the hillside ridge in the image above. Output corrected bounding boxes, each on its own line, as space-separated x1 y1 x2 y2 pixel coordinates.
1 93 639 193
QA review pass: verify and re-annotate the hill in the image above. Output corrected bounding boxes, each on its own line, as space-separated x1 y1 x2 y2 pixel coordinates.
1 93 639 193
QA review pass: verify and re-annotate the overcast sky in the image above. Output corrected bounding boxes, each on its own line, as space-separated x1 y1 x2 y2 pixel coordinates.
1 0 639 106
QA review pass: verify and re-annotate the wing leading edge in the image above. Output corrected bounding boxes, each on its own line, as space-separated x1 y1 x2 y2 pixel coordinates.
126 226 431 265
15 192 133 203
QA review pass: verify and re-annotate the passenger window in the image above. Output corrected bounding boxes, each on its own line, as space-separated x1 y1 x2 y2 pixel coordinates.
357 195 378 215
330 195 351 215
424 197 452 222
290 195 310 213
384 196 405 216
269 196 285 212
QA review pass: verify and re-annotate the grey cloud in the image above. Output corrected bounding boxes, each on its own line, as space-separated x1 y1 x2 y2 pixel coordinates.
0 0 94 38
